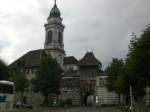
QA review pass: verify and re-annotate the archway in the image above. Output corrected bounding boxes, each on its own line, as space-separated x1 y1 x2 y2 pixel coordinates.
83 93 95 106
87 94 95 106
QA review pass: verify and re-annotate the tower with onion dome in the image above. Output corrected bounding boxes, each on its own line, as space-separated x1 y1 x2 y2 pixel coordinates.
44 1 65 68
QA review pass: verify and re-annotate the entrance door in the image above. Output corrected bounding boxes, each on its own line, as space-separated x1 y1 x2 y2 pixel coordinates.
83 93 95 106
87 94 95 106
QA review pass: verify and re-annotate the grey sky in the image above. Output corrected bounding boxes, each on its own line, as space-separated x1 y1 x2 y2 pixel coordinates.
0 0 150 69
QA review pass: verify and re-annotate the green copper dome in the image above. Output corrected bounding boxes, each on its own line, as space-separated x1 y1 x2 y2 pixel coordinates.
49 4 61 17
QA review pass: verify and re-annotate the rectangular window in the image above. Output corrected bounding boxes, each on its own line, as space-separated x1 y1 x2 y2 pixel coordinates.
0 84 13 94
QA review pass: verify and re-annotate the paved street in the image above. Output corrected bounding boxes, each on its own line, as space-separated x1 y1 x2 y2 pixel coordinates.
14 107 122 112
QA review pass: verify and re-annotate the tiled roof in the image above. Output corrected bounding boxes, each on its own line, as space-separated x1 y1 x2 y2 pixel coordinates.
64 56 78 65
9 49 45 68
79 52 102 67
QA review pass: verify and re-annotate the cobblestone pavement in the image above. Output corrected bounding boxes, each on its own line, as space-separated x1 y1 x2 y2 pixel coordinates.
14 107 122 112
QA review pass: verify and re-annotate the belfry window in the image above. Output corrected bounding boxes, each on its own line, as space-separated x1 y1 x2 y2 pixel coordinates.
47 31 53 43
58 31 62 44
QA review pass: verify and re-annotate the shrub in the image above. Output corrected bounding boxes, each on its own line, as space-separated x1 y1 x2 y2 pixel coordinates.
59 99 65 107
65 98 72 107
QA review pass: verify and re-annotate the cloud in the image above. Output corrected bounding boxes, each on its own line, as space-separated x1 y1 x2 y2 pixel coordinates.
0 34 11 51
0 0 150 69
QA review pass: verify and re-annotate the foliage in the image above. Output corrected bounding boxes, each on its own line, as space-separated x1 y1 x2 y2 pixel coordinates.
32 55 62 105
106 58 125 94
59 98 72 107
125 25 150 101
59 99 65 107
65 98 72 107
113 74 126 94
9 67 29 104
13 70 29 93
0 59 9 80
106 25 150 103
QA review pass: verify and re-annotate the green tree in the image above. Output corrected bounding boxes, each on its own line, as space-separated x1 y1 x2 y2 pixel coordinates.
14 72 29 93
106 58 125 103
125 25 150 102
114 74 126 95
0 59 9 80
32 56 62 106
12 69 29 103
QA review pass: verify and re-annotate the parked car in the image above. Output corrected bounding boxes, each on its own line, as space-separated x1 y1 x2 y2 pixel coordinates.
14 101 33 109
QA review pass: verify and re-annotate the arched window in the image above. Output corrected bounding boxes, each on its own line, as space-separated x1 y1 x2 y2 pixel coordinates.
58 31 62 44
47 31 53 43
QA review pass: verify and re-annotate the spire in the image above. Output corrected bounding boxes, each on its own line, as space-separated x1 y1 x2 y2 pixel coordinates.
49 0 61 18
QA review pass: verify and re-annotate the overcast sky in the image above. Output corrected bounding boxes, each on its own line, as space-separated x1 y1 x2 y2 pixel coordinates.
0 0 150 69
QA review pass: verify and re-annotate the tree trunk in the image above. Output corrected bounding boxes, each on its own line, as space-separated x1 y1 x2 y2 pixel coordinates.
43 94 49 106
20 92 24 104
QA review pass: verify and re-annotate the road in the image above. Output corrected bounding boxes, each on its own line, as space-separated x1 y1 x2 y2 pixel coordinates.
14 107 122 112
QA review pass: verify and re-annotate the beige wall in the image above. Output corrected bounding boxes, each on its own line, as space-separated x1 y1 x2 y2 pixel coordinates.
64 64 79 71
95 76 119 105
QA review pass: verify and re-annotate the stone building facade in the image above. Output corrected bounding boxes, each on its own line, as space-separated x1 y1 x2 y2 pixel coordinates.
95 75 119 105
10 2 119 106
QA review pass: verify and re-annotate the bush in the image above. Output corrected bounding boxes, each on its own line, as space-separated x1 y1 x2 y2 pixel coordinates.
59 99 65 107
65 98 72 107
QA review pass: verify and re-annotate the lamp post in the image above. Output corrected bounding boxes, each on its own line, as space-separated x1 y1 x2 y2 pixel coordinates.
130 85 133 112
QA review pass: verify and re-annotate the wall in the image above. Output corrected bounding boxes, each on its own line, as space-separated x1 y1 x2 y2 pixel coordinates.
95 76 119 105
64 64 79 71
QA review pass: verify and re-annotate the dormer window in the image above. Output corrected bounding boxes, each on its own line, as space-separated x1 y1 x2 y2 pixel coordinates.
47 31 53 43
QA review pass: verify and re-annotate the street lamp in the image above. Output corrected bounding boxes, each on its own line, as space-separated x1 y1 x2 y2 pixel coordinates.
130 85 133 112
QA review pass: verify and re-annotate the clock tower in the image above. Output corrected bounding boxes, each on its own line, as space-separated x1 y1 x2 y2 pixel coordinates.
44 1 65 68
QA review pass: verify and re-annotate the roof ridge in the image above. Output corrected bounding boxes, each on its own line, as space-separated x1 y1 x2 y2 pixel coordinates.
9 49 44 68
28 49 43 53
79 52 102 67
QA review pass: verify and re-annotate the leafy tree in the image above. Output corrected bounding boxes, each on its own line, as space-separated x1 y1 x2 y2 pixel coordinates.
106 58 125 91
106 58 125 103
32 55 62 106
0 59 9 80
12 69 29 103
125 25 150 102
14 71 29 93
114 74 126 95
